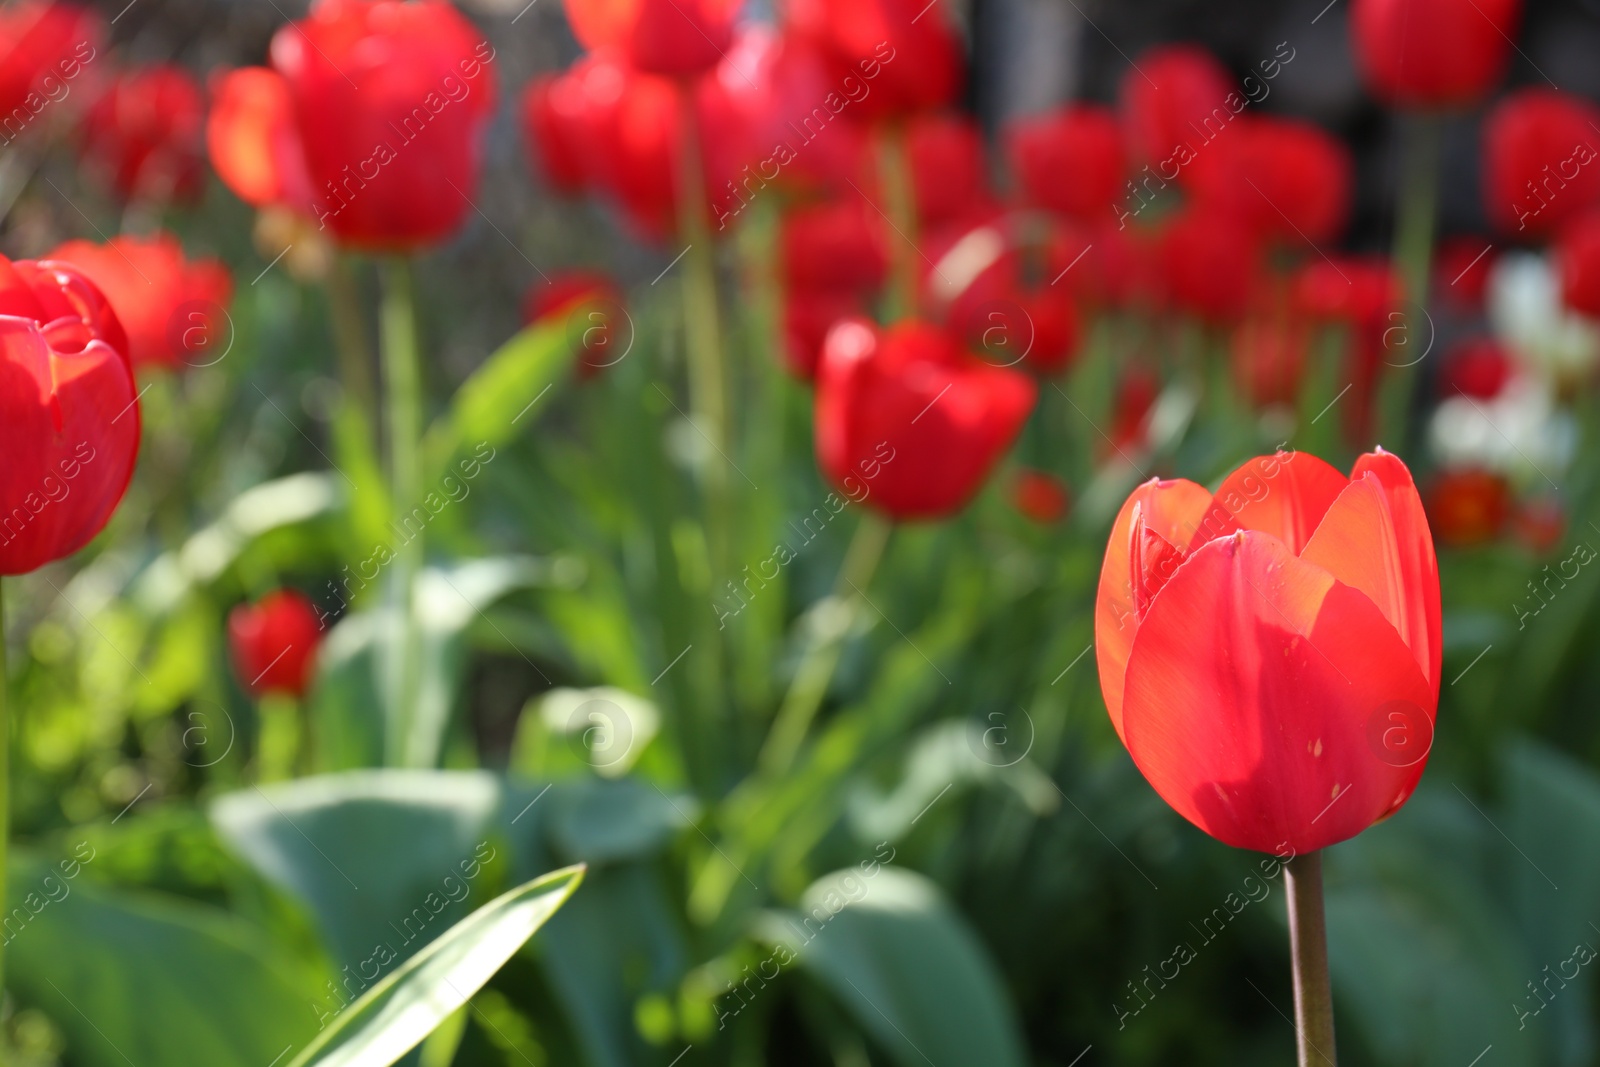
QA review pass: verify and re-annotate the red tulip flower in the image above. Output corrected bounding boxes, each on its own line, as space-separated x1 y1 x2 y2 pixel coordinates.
208 0 497 251
521 270 624 380
1482 89 1600 238
1433 236 1494 311
1120 44 1235 164
228 590 323 699
1006 104 1125 223
1425 468 1510 547
46 234 232 371
1096 449 1441 854
1438 337 1513 400
1189 116 1353 246
1108 367 1159 456
784 287 868 380
80 64 205 204
787 0 964 120
908 113 991 229
0 254 139 576
1232 314 1310 407
782 199 888 291
1013 469 1069 524
563 0 739 77
0 2 102 133
1157 211 1261 322
1557 211 1600 316
1351 0 1519 108
815 318 1035 520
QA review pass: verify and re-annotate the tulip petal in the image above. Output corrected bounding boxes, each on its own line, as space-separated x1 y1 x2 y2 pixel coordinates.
1121 531 1433 853
1347 449 1442 694
1187 450 1348 554
1094 477 1211 741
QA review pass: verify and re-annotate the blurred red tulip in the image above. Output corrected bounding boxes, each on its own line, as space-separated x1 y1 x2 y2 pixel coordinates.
0 2 102 134
210 0 497 251
1512 495 1565 555
787 0 964 120
784 286 867 379
1433 236 1494 311
815 318 1035 519
80 64 205 204
952 283 1079 377
1351 0 1518 108
521 74 590 195
1046 218 1152 310
1426 468 1510 547
564 0 739 77
228 590 323 699
781 199 887 291
1438 337 1513 400
1482 89 1600 238
0 254 139 576
1120 44 1235 164
1232 313 1309 407
1292 256 1405 440
909 113 990 228
1557 211 1600 316
1013 469 1069 524
1189 115 1352 245
1108 367 1159 455
1007 104 1125 222
521 270 623 380
47 234 232 371
1096 449 1440 853
1157 210 1261 322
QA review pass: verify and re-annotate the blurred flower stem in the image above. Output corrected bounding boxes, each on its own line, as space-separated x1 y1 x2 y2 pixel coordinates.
757 512 893 778
1380 113 1442 447
380 256 424 766
327 253 378 440
878 125 920 320
676 84 733 590
1286 851 1337 1066
257 694 302 782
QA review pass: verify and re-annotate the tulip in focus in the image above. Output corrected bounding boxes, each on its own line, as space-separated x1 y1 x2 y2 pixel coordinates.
47 234 232 371
80 64 205 203
1351 0 1519 108
0 254 139 575
1095 449 1441 853
207 0 497 251
228 590 323 700
815 319 1035 520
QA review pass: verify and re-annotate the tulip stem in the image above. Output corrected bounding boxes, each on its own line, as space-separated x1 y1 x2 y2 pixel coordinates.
1285 851 1338 1067
328 254 378 437
757 512 893 778
380 257 424 767
676 85 734 589
878 125 920 320
1379 112 1441 449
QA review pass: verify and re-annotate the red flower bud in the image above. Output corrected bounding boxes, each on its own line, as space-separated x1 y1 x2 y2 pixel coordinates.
563 0 739 77
1352 0 1519 108
1425 468 1510 547
1012 468 1069 524
1096 450 1441 853
80 64 205 204
1157 211 1261 322
1482 89 1600 238
209 0 498 251
1188 116 1352 246
815 318 1035 520
228 590 323 700
1120 45 1234 165
1007 104 1125 223
0 254 139 575
1438 337 1513 400
46 234 232 371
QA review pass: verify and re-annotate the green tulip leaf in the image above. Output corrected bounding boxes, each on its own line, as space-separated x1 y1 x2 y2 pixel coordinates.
287 864 585 1067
